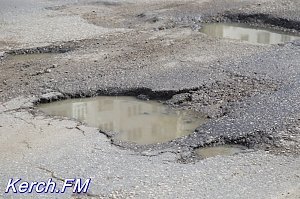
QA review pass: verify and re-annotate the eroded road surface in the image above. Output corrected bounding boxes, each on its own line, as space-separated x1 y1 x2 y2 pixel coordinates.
0 0 300 198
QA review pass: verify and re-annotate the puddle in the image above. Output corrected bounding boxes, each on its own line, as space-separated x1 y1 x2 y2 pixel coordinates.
7 53 53 62
38 96 207 145
200 23 300 44
196 145 247 159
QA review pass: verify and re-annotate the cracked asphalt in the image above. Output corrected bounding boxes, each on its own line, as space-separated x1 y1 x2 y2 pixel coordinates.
0 0 300 198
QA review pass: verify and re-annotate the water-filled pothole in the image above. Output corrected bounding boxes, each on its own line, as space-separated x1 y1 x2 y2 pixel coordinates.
196 145 248 159
200 23 300 45
7 53 53 62
38 96 207 145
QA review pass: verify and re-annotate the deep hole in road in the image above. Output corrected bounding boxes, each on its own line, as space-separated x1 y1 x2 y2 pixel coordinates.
6 53 54 62
196 144 248 159
200 23 300 45
38 96 207 145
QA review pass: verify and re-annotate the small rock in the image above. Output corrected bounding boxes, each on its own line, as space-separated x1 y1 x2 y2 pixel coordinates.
0 52 5 57
34 71 43 76
167 93 191 104
22 64 30 68
192 24 201 31
51 64 58 68
292 40 300 46
40 92 64 102
137 13 146 18
45 69 51 73
137 94 149 100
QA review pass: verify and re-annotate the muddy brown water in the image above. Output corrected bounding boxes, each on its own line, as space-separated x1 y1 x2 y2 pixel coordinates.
200 23 300 45
196 145 247 159
38 96 207 145
6 53 54 62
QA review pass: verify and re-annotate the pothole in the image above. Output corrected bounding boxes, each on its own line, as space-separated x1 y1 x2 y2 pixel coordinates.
196 145 248 159
38 96 207 145
6 53 54 62
200 23 300 45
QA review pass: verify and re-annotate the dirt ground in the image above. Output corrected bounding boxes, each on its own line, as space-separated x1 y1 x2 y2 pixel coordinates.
0 0 300 198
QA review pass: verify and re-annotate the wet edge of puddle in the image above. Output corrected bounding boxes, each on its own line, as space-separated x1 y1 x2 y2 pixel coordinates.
195 144 250 159
5 53 56 62
37 96 208 146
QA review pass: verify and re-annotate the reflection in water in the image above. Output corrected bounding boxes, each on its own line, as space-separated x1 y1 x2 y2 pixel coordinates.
196 145 247 159
200 23 300 45
38 96 207 145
